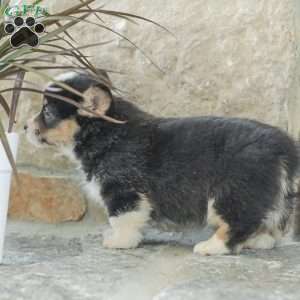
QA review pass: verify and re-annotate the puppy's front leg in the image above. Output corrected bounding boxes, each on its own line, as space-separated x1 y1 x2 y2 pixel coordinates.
103 192 152 249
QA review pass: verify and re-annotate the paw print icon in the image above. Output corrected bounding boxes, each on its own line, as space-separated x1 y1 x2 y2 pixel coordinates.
4 16 45 48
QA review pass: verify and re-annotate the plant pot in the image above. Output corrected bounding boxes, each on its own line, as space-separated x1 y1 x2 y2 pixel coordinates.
0 132 19 263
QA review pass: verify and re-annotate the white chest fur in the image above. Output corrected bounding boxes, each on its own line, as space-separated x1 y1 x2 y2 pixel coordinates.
58 145 106 209
82 177 105 208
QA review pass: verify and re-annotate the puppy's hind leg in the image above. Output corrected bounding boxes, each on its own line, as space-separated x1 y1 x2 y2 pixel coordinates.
194 198 261 255
244 232 276 250
103 192 152 249
263 161 299 247
194 200 231 255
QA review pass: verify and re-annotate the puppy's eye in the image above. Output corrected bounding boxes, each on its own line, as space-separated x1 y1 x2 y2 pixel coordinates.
43 107 56 125
43 108 51 118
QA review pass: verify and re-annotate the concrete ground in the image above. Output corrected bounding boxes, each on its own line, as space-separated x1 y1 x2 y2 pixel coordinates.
1 220 300 300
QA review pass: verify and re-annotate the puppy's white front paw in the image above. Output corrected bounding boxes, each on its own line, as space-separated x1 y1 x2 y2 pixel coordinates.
193 236 230 256
102 231 142 249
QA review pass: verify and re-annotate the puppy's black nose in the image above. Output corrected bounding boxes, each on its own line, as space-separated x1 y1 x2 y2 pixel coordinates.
24 125 28 131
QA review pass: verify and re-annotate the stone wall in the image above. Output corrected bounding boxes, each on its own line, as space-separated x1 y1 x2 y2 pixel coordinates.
288 0 300 140
4 0 300 222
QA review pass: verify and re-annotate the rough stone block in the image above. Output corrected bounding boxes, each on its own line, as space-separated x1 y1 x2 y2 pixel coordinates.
9 173 87 223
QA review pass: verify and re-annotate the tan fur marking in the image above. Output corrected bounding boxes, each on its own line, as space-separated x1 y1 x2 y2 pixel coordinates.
193 200 231 255
193 223 230 256
216 223 229 241
44 119 79 145
207 199 230 241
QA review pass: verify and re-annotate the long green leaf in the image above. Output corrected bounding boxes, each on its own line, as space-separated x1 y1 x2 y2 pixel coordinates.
0 93 10 116
49 0 95 19
77 9 174 35
0 10 92 71
49 34 97 74
10 62 85 98
54 20 77 43
0 0 10 40
8 71 25 133
32 0 44 5
79 0 105 24
39 40 113 58
0 0 10 15
43 15 164 72
0 87 126 124
39 16 89 44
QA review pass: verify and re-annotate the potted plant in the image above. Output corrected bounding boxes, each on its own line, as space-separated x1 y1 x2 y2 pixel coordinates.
0 0 167 263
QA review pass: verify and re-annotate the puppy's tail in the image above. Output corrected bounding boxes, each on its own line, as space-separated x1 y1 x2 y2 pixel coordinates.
293 140 300 238
293 189 300 239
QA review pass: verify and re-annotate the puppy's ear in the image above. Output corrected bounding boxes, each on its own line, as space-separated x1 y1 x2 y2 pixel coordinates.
78 85 112 117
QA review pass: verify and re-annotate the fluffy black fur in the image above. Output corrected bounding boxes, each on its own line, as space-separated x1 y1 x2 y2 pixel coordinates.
26 72 300 253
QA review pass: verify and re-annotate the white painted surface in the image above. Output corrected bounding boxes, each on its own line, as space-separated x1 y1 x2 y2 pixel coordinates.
0 133 19 263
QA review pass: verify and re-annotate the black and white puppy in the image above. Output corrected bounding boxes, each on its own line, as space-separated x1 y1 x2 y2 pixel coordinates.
25 71 300 255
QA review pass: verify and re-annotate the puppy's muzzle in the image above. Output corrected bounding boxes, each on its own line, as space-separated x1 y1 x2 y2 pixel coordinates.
24 116 46 147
